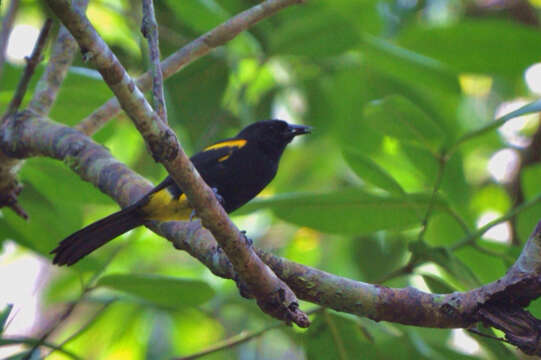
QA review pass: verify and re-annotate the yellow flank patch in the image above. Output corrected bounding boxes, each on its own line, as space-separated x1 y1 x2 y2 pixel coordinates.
142 190 192 221
218 154 230 162
204 139 247 151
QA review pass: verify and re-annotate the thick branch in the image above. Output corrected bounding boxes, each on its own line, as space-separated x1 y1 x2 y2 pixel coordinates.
44 0 308 327
76 0 304 135
5 114 541 354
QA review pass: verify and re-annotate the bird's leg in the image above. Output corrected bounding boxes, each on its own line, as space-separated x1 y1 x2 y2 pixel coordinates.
240 230 253 247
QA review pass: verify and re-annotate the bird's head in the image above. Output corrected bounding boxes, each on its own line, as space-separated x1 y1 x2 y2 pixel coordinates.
237 120 311 156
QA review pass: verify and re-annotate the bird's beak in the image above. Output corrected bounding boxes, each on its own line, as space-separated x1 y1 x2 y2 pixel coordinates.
287 124 312 137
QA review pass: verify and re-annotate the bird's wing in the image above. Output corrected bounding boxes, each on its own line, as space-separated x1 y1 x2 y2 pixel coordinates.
145 137 248 198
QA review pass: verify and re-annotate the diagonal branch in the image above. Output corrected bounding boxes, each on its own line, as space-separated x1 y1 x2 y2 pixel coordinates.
27 0 89 116
4 113 541 355
2 18 53 121
76 0 305 136
44 0 308 327
0 0 20 83
141 0 167 123
0 18 53 220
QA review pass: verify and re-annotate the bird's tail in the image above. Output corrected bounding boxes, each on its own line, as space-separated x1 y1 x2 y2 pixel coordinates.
51 204 144 266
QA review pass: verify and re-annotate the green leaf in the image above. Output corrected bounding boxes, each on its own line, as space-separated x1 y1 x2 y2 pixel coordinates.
163 0 229 32
269 3 360 57
305 311 368 360
363 95 445 151
361 34 460 94
422 275 455 294
411 243 480 289
398 20 541 77
0 304 13 334
343 149 405 195
166 57 230 146
240 189 448 235
96 274 214 309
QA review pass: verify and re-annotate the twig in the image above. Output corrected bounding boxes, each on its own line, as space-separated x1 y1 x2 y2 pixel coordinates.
451 192 541 251
0 18 53 220
0 336 82 360
416 154 447 242
174 308 323 360
0 0 20 83
448 99 541 155
23 244 121 359
76 0 306 135
49 300 114 356
2 18 53 121
467 327 510 343
45 0 309 327
27 0 89 116
141 0 167 123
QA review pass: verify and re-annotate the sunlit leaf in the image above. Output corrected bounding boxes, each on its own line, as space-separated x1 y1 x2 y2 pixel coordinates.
364 95 445 151
398 20 541 77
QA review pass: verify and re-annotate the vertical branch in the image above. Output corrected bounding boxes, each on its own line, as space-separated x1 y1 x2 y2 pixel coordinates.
28 0 89 116
0 18 53 220
141 0 167 123
2 18 53 121
0 0 20 83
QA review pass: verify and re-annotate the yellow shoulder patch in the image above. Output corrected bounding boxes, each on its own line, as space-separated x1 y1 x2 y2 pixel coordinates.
218 154 230 162
204 139 247 151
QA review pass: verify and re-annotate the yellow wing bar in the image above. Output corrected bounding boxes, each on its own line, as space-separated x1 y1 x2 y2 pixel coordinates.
204 139 247 151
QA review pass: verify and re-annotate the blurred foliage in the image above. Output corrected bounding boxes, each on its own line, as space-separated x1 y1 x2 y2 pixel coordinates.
1 0 541 359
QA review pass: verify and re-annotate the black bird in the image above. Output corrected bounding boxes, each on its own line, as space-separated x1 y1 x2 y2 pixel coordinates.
51 120 311 265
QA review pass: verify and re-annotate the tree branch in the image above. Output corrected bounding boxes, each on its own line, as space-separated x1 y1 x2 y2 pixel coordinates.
141 0 167 123
2 18 53 121
76 0 305 136
27 0 89 116
0 18 53 220
44 0 308 327
4 113 541 354
0 0 20 83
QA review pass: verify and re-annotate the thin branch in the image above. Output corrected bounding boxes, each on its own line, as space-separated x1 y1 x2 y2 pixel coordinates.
0 337 82 360
2 18 53 121
0 0 20 83
175 308 323 360
51 300 114 355
76 0 306 135
448 99 541 155
45 0 309 327
23 244 120 359
416 154 447 242
467 327 510 344
451 192 541 251
141 0 166 123
27 0 89 116
0 18 53 220
176 325 282 360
